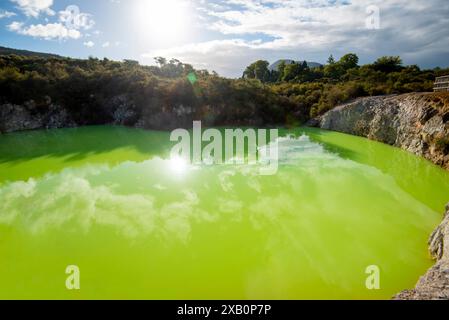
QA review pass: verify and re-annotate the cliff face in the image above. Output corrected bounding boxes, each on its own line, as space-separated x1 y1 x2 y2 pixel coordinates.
0 95 192 133
0 101 76 133
315 93 449 170
311 92 449 299
0 93 273 134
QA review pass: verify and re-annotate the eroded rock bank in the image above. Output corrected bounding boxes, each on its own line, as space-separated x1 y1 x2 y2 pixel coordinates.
0 85 293 134
310 92 449 300
310 93 449 170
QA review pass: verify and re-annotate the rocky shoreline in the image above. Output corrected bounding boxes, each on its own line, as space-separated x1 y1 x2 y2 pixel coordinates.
310 92 449 299
394 204 449 299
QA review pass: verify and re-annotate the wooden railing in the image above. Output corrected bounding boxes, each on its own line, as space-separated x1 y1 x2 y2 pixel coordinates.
434 76 449 92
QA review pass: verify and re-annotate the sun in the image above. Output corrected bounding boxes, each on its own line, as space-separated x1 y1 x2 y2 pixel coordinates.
133 0 192 46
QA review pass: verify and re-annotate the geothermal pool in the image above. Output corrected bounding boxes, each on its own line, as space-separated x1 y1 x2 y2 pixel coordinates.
1 126 449 299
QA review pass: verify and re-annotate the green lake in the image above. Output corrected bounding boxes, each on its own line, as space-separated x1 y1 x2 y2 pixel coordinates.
1 125 449 299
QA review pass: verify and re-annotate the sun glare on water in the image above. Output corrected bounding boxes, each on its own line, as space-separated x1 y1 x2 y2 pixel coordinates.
134 0 192 45
169 156 188 175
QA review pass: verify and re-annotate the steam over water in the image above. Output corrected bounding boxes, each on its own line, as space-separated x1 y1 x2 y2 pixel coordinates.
1 126 449 299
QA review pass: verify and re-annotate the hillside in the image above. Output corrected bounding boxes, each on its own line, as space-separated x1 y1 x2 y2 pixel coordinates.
0 46 63 59
0 53 296 133
1 47 449 135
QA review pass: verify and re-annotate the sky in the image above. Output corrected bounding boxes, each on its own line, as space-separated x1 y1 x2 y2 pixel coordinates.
0 0 448 77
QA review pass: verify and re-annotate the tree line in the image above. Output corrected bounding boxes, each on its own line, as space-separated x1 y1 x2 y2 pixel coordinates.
0 52 448 129
0 54 295 128
243 53 448 117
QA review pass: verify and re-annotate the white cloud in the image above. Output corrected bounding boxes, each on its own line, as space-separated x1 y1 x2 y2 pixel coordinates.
10 0 54 17
102 41 123 48
7 3 95 42
0 10 16 18
8 21 81 40
141 0 449 77
7 21 23 32
84 41 95 48
142 39 262 75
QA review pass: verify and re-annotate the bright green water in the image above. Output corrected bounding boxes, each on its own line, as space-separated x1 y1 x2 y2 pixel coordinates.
1 126 449 300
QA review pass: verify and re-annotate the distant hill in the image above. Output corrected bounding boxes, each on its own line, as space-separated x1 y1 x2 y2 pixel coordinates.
269 59 322 71
0 46 63 59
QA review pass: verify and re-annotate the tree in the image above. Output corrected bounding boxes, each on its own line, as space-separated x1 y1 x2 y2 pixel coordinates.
123 59 139 67
301 61 309 71
254 60 270 81
154 57 167 67
243 65 255 79
282 62 302 81
339 53 359 71
277 61 287 81
243 60 270 82
323 53 359 79
324 63 343 79
372 56 403 73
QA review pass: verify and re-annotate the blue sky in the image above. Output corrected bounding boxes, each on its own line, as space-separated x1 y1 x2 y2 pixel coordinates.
0 0 448 77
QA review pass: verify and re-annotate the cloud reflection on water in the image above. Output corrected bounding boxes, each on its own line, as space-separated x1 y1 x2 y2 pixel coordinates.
0 134 439 245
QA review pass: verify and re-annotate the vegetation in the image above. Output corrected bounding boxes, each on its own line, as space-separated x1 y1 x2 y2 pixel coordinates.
0 50 448 128
436 137 449 153
0 54 295 127
0 46 62 59
243 54 449 118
